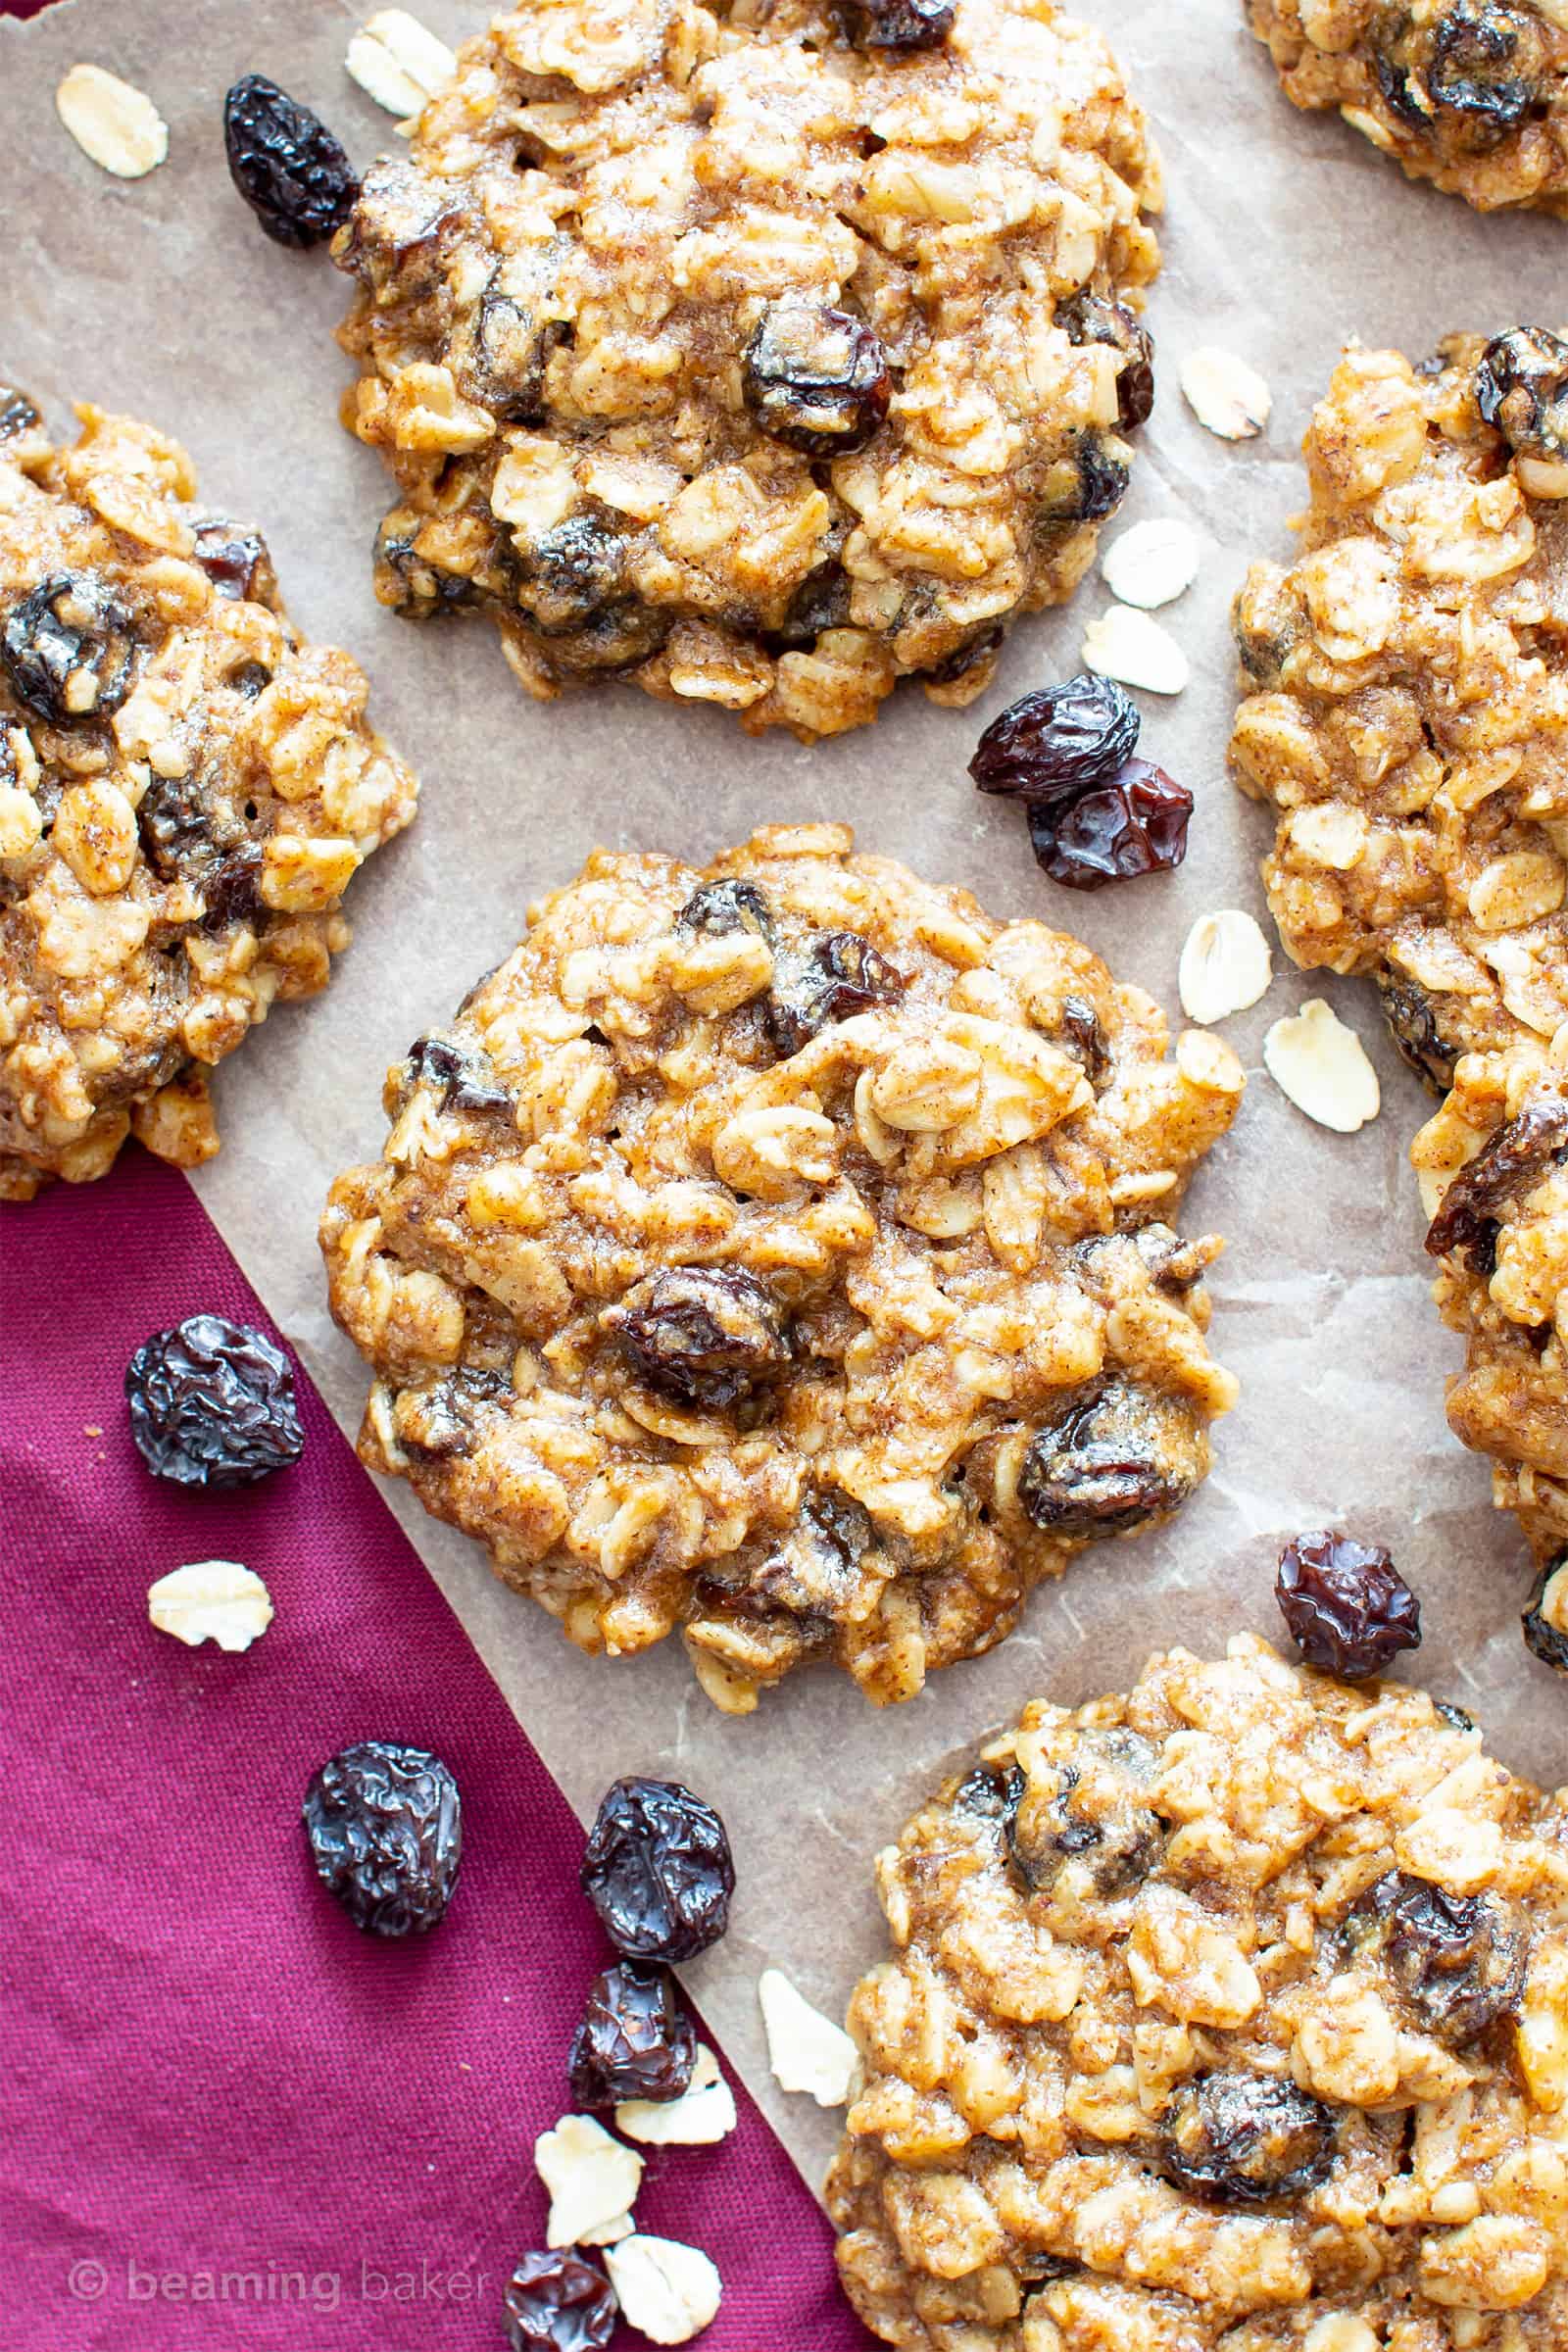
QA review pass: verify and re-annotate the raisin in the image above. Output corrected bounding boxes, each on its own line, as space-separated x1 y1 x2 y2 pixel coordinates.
765 930 906 1056
1425 1096 1568 1266
0 385 41 440
1275 1531 1422 1681
1060 440 1130 524
842 0 955 49
1475 325 1568 466
1435 1698 1477 1731
1027 760 1193 891
925 622 1006 686
1056 994 1111 1087
1523 1554 1568 1675
768 561 853 650
1056 294 1155 431
302 1740 462 1936
726 1489 874 1617
674 878 774 942
223 75 360 249
1017 1383 1195 1537
1348 1872 1524 2043
375 517 484 617
202 845 266 930
1007 1733 1164 1899
125 1313 304 1489
394 1365 511 1461
514 515 667 672
567 1961 698 2108
335 164 466 300
1372 3 1544 150
137 773 215 878
742 303 891 458
1156 2072 1336 2205
503 2254 617 2352
192 519 274 605
581 1777 734 1963
406 1034 514 1117
2 571 136 724
1376 970 1459 1098
464 287 564 425
969 675 1141 805
954 1758 1026 1827
607 1266 789 1409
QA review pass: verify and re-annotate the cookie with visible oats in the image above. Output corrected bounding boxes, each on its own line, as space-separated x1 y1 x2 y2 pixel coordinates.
331 0 1161 741
0 393 416 1200
828 1634 1568 2351
320 825 1243 1712
1247 0 1568 217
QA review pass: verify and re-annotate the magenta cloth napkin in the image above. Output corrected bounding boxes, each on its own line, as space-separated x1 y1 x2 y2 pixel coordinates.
1 1150 871 2350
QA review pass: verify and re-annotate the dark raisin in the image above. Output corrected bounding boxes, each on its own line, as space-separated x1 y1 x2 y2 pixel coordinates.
725 1489 874 1617
0 385 41 439
969 675 1141 805
768 560 853 650
1056 294 1155 431
125 1313 304 1489
2 570 136 723
842 0 955 49
503 2254 617 2352
407 1034 514 1118
515 515 627 633
1156 2072 1336 2205
607 1266 789 1408
1425 1097 1568 1265
137 773 215 878
1523 1554 1568 1675
954 1759 1026 1826
1275 1531 1422 1681
1376 970 1459 1098
1056 994 1110 1087
1435 1698 1477 1731
393 1365 511 1460
1017 1383 1195 1537
192 519 274 605
764 930 906 1056
1371 3 1544 150
1475 325 1568 466
675 878 774 942
567 1961 698 2108
228 661 272 698
223 75 360 249
202 844 266 930
1007 1734 1164 1899
925 622 1006 686
302 1740 462 1936
742 303 891 458
1027 760 1193 891
581 1777 734 1963
465 287 563 425
334 163 466 300
1061 441 1129 524
1348 1872 1525 2043
375 516 483 617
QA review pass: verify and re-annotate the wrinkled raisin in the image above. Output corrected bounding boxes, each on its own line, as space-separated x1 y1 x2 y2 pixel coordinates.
1376 970 1459 1098
969 675 1140 804
1027 760 1193 891
136 773 215 878
1157 2072 1336 2204
954 1758 1026 1828
765 930 906 1056
1425 1096 1568 1266
514 515 667 671
223 74 360 249
1476 325 1568 465
768 560 853 651
193 519 274 605
713 1489 873 1618
607 1267 789 1408
743 303 891 458
842 0 955 49
567 1961 698 2108
1372 3 1544 149
1056 994 1111 1087
1275 1531 1422 1681
1523 1555 1568 1675
125 1314 304 1489
1060 441 1129 524
302 1741 463 1936
581 1777 734 1963
393 1365 511 1461
1007 1733 1164 1899
1348 1872 1524 2043
0 385 41 440
1017 1383 1194 1537
3 571 136 724
202 845 266 929
464 287 564 425
375 517 484 617
675 878 774 942
1056 294 1155 431
503 2253 617 2352
406 1034 514 1118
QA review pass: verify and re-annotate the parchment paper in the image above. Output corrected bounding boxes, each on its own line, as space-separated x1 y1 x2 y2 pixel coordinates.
6 0 1566 2199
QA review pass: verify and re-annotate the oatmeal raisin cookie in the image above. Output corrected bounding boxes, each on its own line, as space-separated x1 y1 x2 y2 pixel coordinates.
1247 0 1568 216
320 825 1243 1711
0 392 416 1200
332 0 1161 741
828 1634 1568 2350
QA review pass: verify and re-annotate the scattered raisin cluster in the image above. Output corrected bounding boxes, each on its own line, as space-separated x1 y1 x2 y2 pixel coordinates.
970 674 1194 889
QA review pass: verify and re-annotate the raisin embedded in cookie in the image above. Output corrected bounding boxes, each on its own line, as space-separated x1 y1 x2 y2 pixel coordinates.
828 1634 1568 2349
1247 1 1568 216
0 394 416 1200
319 825 1244 1711
331 0 1162 741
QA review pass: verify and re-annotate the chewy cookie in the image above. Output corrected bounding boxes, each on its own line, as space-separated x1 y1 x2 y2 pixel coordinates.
828 1635 1568 2349
332 0 1161 741
320 825 1243 1711
0 394 416 1200
1247 0 1568 216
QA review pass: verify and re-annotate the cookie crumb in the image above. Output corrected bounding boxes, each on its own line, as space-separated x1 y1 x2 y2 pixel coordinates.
1180 346 1272 441
1264 999 1381 1133
603 2235 721 2346
147 1559 273 1652
1101 517 1200 611
615 2044 737 2146
345 10 457 120
759 1967 858 2105
1082 605 1190 696
56 64 168 179
1179 910 1273 1025
534 2115 641 2251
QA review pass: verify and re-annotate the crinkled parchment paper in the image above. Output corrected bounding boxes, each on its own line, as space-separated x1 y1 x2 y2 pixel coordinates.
6 0 1566 2199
